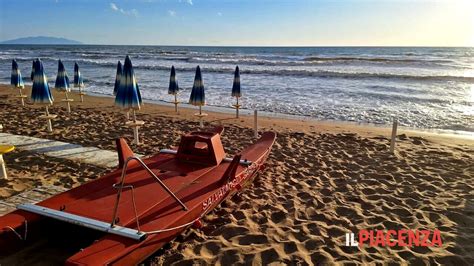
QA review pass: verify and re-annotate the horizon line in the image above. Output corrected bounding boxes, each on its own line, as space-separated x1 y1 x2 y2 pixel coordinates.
1 43 473 48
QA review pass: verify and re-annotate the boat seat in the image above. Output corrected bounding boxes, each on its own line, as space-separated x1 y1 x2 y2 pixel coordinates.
177 131 225 166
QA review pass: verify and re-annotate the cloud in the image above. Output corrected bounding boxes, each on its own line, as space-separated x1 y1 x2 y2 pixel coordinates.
110 3 119 11
110 2 138 17
178 0 193 5
168 10 176 16
217 12 222 16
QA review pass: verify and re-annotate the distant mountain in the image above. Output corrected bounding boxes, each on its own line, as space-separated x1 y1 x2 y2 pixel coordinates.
0 36 82 45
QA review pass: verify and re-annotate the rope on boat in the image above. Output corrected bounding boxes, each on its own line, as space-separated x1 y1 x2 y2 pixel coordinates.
2 220 27 241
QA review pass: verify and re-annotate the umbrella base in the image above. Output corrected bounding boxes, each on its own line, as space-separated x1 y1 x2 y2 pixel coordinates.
194 113 207 128
39 114 58 120
14 95 28 106
39 115 57 132
232 104 241 108
61 99 74 113
125 121 145 127
79 92 86 102
125 121 145 145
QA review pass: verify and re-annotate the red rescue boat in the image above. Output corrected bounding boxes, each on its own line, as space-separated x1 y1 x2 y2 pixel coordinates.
0 127 276 265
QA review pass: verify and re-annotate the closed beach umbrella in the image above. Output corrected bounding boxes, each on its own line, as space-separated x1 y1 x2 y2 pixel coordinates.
31 59 56 132
231 66 242 118
231 66 241 97
11 59 26 106
11 60 24 88
73 62 84 88
31 59 53 104
115 56 142 111
189 65 205 107
55 59 70 92
168 65 180 112
113 61 122 96
115 55 144 144
168 66 179 95
189 65 206 127
74 62 86 102
55 59 73 113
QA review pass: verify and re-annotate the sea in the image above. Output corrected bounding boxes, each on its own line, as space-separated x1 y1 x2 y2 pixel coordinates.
0 45 473 133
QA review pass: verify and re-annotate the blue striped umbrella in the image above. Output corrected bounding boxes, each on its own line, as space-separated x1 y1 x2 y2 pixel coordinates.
32 59 55 132
168 65 180 112
55 59 70 92
115 56 142 112
231 66 241 97
30 60 35 81
113 61 122 96
73 62 84 88
189 65 205 107
55 59 73 113
168 66 179 95
231 66 242 118
189 66 206 127
74 62 86 102
11 59 26 106
11 59 24 88
31 59 53 104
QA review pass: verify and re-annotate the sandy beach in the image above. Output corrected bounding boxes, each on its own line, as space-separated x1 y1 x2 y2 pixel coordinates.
0 84 473 264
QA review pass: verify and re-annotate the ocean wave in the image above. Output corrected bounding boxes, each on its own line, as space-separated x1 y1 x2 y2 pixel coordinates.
352 90 451 104
3 51 461 69
61 58 474 83
172 55 455 67
3 55 472 83
303 56 452 64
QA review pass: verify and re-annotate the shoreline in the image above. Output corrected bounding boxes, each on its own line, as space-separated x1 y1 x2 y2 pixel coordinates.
2 84 473 145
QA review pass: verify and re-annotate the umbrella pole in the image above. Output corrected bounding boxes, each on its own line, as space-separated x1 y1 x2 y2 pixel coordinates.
174 94 178 113
45 106 53 132
18 88 25 106
132 109 140 145
236 97 239 118
65 91 71 113
199 106 203 128
79 88 84 103
254 110 258 139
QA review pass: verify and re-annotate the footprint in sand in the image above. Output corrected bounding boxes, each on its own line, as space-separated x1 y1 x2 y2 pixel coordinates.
238 234 269 245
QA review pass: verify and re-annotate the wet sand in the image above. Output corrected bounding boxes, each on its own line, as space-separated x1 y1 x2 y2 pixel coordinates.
0 85 473 264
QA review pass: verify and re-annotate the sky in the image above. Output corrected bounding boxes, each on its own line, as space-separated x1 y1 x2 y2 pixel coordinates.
0 0 473 46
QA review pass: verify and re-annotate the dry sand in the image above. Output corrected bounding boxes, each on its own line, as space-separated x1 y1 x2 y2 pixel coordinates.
0 85 473 265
